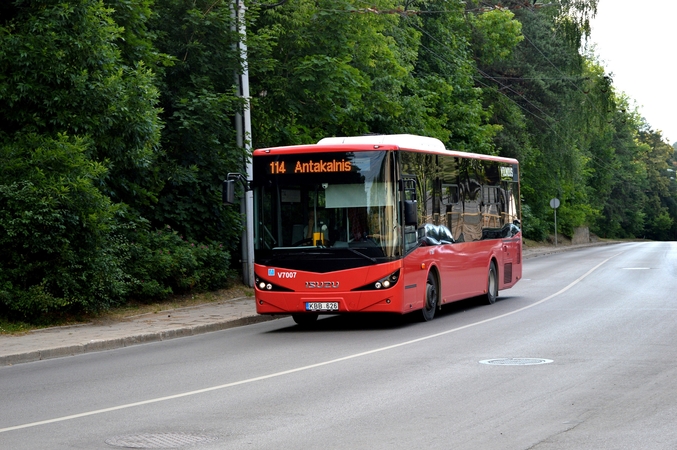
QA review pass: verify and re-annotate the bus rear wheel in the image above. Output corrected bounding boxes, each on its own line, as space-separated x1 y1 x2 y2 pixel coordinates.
485 262 498 305
292 313 319 327
421 272 438 321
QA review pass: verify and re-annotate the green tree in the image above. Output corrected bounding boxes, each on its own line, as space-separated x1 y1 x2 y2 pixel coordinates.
147 0 247 245
474 0 602 238
593 99 649 238
398 1 504 151
250 0 407 146
0 133 126 319
0 0 163 207
637 126 676 240
0 0 163 318
249 0 522 152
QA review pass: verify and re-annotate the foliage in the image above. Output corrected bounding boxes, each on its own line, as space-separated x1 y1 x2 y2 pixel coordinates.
637 126 677 240
521 204 548 241
0 0 163 207
0 132 234 318
0 0 235 321
469 0 677 240
146 0 246 245
250 0 401 145
249 0 522 152
123 225 233 300
0 0 163 320
0 133 126 319
471 8 524 65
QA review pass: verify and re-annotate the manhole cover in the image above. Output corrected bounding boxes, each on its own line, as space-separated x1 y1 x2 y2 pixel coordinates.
105 433 218 448
479 358 553 366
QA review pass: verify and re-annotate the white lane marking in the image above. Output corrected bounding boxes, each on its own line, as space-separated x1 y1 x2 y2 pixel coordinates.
0 253 620 434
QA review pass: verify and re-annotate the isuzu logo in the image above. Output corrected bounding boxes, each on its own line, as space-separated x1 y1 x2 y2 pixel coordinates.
306 281 340 289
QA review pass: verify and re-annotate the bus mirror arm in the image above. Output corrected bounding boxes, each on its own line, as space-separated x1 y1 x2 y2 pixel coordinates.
222 173 250 205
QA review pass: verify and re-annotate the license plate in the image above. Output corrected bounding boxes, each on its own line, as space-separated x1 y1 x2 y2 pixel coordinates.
305 302 339 312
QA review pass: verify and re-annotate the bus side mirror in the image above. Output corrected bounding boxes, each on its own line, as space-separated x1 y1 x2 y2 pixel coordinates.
404 200 417 226
400 176 418 226
222 172 250 205
222 179 236 205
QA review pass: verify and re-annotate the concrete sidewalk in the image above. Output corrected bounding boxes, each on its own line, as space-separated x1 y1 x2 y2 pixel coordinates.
0 297 275 366
0 242 618 366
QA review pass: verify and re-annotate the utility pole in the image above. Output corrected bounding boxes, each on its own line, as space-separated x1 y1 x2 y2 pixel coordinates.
233 0 254 287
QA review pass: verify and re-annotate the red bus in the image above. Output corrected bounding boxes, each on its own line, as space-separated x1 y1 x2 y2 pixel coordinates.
225 134 522 325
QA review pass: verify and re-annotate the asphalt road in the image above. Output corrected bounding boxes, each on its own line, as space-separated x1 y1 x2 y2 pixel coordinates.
1 241 676 450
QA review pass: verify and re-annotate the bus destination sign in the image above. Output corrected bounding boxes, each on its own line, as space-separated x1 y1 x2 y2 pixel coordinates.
269 159 352 175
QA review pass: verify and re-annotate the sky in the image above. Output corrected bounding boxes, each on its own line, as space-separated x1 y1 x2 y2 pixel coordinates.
589 0 677 145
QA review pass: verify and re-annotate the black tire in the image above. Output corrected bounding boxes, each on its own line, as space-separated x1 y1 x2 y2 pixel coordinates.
485 261 498 305
292 313 319 327
420 271 438 321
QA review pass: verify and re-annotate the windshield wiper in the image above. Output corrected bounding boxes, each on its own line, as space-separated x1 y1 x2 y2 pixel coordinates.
345 247 378 263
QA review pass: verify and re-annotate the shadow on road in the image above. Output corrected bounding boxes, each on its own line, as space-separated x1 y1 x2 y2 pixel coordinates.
268 294 516 333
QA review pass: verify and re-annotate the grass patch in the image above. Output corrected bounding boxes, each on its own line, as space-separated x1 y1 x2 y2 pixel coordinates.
0 319 35 334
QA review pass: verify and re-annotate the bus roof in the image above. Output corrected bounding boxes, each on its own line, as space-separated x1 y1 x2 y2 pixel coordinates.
317 134 446 152
254 134 518 165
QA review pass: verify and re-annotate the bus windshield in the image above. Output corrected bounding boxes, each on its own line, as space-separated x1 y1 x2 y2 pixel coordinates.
252 150 402 269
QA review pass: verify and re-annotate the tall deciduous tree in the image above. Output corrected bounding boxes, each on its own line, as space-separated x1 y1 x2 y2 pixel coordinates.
0 0 161 317
637 126 676 240
250 0 406 146
249 0 522 152
147 0 247 245
0 0 163 206
474 0 604 238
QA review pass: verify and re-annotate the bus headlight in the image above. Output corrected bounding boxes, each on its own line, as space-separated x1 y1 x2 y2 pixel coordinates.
353 269 400 291
255 276 293 292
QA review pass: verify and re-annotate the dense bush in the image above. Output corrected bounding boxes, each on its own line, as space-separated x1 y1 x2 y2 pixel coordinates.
0 133 127 319
0 132 234 320
521 204 549 241
0 1 239 321
123 225 233 301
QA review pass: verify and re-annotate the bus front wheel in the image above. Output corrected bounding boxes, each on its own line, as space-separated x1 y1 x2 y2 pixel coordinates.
421 272 438 321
